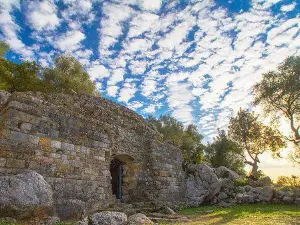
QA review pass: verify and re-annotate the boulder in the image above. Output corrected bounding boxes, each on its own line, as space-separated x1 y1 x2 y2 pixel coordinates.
259 186 273 202
90 211 127 225
283 196 294 204
236 193 255 203
40 216 60 225
127 213 154 225
0 91 11 109
215 166 240 180
186 164 221 206
56 199 86 221
254 176 272 187
0 171 53 219
295 198 300 205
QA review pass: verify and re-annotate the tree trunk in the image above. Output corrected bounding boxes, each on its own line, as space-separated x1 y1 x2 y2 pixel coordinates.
250 156 259 179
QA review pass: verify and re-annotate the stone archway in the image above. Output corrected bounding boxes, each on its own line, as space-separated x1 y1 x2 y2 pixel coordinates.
110 158 123 199
109 154 138 202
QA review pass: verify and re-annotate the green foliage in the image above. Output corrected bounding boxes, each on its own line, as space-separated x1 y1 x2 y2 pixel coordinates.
228 109 286 178
0 42 97 96
0 58 44 92
277 175 300 188
253 55 300 147
174 204 300 225
147 115 205 165
205 129 246 175
234 178 249 187
42 54 96 95
0 41 10 58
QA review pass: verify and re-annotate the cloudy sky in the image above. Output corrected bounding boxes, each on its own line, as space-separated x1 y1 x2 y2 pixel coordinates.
0 0 299 179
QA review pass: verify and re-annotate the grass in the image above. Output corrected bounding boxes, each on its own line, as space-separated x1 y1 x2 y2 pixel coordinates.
1 204 299 225
160 204 300 225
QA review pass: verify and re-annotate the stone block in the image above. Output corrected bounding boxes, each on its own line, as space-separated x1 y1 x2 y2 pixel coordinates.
5 158 26 168
80 146 89 154
61 142 75 151
10 131 29 143
0 158 6 167
51 140 62 149
93 141 108 148
28 135 39 145
19 123 32 132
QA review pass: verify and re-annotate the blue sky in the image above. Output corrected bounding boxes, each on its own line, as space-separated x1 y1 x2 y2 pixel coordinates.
0 0 299 143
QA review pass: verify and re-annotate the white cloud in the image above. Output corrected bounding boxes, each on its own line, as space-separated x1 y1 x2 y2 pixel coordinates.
55 30 86 51
87 62 110 80
141 0 162 12
107 68 125 85
118 82 137 103
26 0 60 31
106 85 119 97
281 2 297 12
0 0 34 60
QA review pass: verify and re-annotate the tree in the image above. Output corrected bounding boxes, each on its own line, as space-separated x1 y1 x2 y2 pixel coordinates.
253 56 300 146
42 54 96 95
0 41 9 58
0 58 44 92
205 129 245 175
147 115 205 165
277 175 300 188
228 109 286 179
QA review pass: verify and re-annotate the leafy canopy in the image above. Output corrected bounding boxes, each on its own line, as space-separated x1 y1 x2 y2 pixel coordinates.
253 56 300 145
228 109 286 178
0 43 97 96
43 54 96 95
147 115 205 165
206 129 245 175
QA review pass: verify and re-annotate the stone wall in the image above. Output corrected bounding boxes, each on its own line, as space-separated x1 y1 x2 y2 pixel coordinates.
0 91 186 218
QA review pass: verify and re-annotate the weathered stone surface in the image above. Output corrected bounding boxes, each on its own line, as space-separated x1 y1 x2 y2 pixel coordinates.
0 171 53 219
283 196 294 204
253 176 273 187
215 166 240 180
0 91 11 109
40 216 60 225
186 164 221 206
56 199 86 221
128 213 154 225
259 186 273 202
90 211 127 225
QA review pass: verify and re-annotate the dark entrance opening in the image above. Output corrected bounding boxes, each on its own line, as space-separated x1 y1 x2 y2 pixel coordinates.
110 158 123 199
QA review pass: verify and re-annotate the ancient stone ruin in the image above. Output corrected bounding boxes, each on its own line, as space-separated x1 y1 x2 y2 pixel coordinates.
0 91 299 224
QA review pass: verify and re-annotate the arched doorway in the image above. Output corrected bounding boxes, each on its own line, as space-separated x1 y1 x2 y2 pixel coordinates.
110 158 123 199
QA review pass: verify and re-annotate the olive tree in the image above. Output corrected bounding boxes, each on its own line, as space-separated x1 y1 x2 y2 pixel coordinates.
228 109 286 179
253 56 300 146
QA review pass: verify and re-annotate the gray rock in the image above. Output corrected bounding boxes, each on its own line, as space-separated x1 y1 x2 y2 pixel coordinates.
186 164 221 206
259 186 273 202
254 176 273 187
76 217 89 225
40 216 60 225
236 193 255 203
56 199 86 221
218 201 230 208
215 166 240 180
128 213 154 225
295 198 300 205
0 217 17 223
218 192 228 200
0 91 11 109
283 196 294 204
90 211 127 225
0 171 53 219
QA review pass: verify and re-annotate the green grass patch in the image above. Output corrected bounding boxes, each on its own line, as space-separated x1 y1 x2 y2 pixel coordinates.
161 204 300 225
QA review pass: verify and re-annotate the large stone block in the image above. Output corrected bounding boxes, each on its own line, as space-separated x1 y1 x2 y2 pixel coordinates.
0 171 54 219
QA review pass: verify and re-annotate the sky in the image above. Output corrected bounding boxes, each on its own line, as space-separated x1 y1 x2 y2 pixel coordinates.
0 0 299 179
